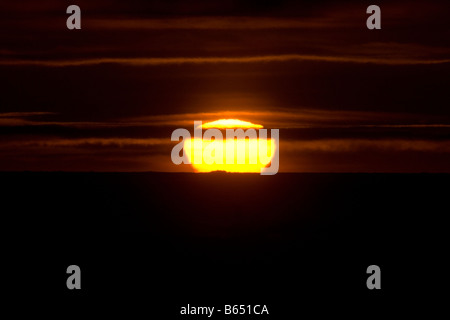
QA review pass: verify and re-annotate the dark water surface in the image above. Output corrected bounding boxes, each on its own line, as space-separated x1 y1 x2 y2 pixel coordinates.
2 172 447 317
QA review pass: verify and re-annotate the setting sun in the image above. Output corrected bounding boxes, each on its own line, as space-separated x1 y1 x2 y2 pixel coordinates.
200 119 263 129
184 119 277 173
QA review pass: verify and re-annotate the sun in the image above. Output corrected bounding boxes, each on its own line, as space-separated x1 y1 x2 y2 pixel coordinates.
201 119 263 129
184 119 276 173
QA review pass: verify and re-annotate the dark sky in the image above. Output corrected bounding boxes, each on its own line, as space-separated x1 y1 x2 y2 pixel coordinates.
1 0 450 172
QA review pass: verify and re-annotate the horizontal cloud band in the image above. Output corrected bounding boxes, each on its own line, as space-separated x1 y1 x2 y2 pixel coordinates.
2 54 450 67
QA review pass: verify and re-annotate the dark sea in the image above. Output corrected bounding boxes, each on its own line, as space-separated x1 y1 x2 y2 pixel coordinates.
2 172 447 317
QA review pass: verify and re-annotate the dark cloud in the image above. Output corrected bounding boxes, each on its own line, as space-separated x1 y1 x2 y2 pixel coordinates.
0 0 449 172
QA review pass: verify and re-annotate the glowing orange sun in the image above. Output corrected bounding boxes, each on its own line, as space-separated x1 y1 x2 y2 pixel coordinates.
184 119 277 173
